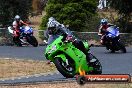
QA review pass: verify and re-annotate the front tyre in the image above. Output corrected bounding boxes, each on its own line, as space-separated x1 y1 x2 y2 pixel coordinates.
54 57 75 78
27 36 38 47
118 42 126 53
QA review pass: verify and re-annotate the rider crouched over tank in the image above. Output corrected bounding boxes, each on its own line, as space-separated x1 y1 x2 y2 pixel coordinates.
98 18 120 46
44 17 96 65
98 18 126 53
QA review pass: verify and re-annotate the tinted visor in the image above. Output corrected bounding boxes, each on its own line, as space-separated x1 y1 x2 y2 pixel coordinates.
48 27 56 34
16 19 20 21
101 22 107 25
48 27 56 30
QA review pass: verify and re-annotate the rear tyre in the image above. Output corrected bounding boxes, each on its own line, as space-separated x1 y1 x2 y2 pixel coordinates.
54 57 75 78
88 53 102 74
27 36 38 47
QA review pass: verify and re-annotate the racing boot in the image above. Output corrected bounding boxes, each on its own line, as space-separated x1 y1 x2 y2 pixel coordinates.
86 53 97 67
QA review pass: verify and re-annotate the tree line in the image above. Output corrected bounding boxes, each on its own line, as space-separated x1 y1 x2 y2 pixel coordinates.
0 0 131 32
108 0 132 32
0 0 32 26
40 0 132 32
0 0 48 27
40 0 98 32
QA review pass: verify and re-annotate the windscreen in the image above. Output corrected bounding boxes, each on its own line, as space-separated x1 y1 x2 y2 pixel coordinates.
106 26 119 37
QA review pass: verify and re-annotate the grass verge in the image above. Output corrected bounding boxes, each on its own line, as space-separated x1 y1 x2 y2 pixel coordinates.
0 82 132 88
0 58 132 88
0 58 56 79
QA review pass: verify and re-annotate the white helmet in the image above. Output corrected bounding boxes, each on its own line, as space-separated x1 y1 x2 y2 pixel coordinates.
47 21 57 28
47 21 58 34
48 17 55 22
15 15 20 20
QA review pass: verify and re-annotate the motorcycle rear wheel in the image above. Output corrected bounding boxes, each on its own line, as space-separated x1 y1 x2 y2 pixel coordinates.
13 36 22 47
88 53 102 74
77 76 86 85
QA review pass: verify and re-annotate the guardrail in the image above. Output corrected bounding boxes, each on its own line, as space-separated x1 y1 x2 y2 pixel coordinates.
0 28 132 46
1 28 132 34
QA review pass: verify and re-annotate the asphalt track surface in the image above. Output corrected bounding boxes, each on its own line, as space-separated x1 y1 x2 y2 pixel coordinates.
0 46 132 84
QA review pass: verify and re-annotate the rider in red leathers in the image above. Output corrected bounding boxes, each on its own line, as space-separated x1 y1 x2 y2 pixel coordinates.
12 15 28 38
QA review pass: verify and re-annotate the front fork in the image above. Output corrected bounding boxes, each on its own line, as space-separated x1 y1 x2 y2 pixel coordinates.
66 59 69 65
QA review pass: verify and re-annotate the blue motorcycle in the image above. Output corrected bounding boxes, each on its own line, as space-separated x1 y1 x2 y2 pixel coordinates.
19 26 38 47
104 26 126 53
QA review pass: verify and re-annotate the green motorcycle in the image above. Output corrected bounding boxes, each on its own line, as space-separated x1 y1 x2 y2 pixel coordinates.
45 36 102 78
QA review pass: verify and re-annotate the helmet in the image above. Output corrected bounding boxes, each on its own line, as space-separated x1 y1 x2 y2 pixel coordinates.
14 15 20 21
47 21 57 34
48 17 55 22
101 18 108 25
47 21 57 28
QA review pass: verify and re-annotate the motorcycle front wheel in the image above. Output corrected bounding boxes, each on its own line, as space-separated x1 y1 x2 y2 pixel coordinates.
27 36 38 47
54 57 76 78
118 41 126 53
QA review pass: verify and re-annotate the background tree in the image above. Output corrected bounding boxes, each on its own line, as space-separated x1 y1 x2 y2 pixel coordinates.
0 0 32 26
108 0 132 32
40 0 98 32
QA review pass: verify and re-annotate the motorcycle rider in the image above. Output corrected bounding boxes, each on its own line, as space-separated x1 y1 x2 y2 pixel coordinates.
98 18 114 45
45 17 95 65
12 15 28 39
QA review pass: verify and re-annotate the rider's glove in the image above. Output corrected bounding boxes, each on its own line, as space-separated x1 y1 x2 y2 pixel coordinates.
65 35 74 42
20 27 22 30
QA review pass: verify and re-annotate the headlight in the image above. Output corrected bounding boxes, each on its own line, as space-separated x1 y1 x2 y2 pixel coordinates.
48 45 57 53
